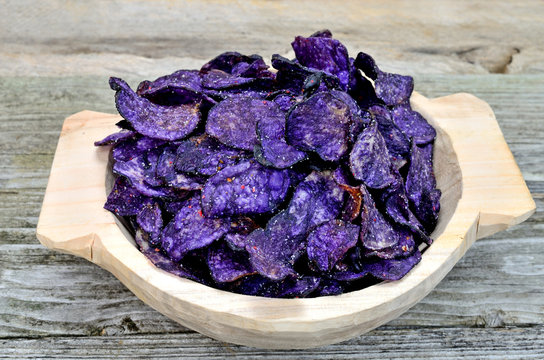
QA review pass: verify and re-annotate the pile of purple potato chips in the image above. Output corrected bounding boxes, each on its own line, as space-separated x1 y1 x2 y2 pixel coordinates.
96 30 441 298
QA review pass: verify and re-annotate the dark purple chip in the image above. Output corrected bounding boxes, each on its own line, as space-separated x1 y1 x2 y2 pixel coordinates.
174 135 247 176
112 136 166 162
134 228 200 282
136 202 163 246
363 249 422 281
332 268 369 282
155 146 205 190
309 29 333 38
200 52 255 74
201 161 292 218
224 233 248 252
379 174 432 244
271 92 302 112
271 54 340 94
349 121 395 189
375 72 414 106
207 241 255 283
255 107 307 169
94 130 136 146
391 104 437 145
136 69 216 107
338 184 363 222
348 68 381 110
163 197 191 215
104 176 152 216
348 110 372 144
110 77 201 141
233 274 278 297
292 35 350 90
201 69 263 90
307 219 360 271
138 69 203 96
406 142 441 232
206 96 282 151
276 276 321 298
245 210 308 281
113 153 177 198
287 171 345 234
160 196 229 262
368 104 410 162
286 92 351 161
312 278 343 296
362 229 416 260
353 52 379 80
359 186 402 251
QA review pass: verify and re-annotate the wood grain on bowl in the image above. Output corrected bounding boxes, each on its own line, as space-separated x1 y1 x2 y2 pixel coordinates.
36 92 535 349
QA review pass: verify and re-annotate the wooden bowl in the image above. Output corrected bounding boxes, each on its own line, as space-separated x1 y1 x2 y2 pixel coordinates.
37 92 535 349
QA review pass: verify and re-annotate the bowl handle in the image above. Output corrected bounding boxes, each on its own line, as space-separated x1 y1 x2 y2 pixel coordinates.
36 111 122 261
411 92 535 240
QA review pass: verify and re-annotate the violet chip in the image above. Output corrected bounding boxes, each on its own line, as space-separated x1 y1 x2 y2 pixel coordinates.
100 29 440 298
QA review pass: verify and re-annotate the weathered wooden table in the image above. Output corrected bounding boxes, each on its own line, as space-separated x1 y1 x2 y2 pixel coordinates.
1 1 543 358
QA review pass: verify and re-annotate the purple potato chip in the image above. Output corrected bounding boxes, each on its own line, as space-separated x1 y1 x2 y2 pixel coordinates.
330 89 361 118
271 92 302 112
255 107 307 169
206 96 282 151
160 196 229 262
138 69 203 95
233 274 278 297
313 278 343 296
136 202 163 246
363 229 416 260
207 241 255 283
338 184 363 222
353 52 379 80
110 77 201 141
359 186 402 251
286 92 351 161
287 171 345 234
104 176 152 216
391 104 436 145
224 233 248 252
307 219 360 271
292 35 350 90
348 110 372 143
245 213 307 280
163 197 191 215
94 130 136 146
271 54 340 94
276 276 321 298
348 68 381 110
200 52 256 74
379 173 432 244
134 228 200 282
368 104 410 162
113 152 177 198
225 217 260 251
175 135 248 176
309 29 333 38
155 146 205 190
332 268 369 282
136 69 216 107
375 72 414 106
406 142 441 231
364 249 422 281
201 161 292 218
201 69 263 90
112 136 166 162
349 121 395 189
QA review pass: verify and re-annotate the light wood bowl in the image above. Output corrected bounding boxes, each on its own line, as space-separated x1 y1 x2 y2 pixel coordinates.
37 92 535 349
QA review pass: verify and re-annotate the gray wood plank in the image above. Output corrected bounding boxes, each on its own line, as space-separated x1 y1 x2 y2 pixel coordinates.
1 0 543 76
1 327 543 359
